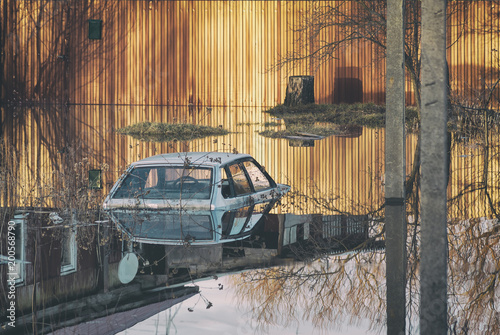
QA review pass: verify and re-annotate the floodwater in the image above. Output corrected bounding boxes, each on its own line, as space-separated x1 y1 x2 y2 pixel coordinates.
118 274 379 335
4 104 500 334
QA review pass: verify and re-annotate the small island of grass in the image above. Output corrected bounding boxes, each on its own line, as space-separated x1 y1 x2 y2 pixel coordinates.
264 102 419 128
116 122 229 142
259 102 419 139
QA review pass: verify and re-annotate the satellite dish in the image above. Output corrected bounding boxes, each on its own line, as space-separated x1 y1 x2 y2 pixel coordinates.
118 252 139 284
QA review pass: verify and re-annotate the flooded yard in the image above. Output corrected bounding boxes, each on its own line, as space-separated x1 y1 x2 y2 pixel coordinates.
2 1 500 333
1 104 500 334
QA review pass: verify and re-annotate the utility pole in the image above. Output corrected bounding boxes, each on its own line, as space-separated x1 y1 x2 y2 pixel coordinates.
385 0 406 334
420 0 449 333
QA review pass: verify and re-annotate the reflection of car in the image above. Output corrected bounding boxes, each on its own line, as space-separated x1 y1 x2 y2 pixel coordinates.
103 152 290 211
107 201 273 245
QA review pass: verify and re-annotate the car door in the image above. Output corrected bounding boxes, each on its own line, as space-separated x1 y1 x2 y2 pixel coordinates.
219 159 277 208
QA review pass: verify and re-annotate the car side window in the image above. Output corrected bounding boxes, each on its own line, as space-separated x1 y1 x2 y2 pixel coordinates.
145 168 161 188
243 160 272 191
228 163 252 196
220 168 231 198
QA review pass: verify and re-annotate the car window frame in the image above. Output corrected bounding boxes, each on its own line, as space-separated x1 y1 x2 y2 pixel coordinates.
221 158 276 199
241 160 274 192
111 164 214 200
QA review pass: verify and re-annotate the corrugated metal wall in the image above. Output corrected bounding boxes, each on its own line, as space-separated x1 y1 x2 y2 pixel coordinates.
4 103 498 218
2 1 498 107
448 1 500 108
1 104 391 215
1 1 499 217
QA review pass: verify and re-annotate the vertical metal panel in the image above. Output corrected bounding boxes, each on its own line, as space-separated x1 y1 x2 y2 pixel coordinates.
1 1 499 214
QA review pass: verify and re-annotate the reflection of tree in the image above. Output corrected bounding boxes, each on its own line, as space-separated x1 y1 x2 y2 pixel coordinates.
230 218 497 334
1 1 128 207
444 5 500 330
447 119 500 333
229 121 499 333
231 252 386 332
2 1 123 105
448 218 500 334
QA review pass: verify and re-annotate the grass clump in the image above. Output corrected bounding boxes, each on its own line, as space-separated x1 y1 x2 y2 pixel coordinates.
116 122 229 142
264 103 419 129
259 124 340 139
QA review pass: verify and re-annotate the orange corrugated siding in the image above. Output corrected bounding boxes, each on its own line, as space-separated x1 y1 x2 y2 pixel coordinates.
1 1 499 216
4 102 498 218
2 1 497 107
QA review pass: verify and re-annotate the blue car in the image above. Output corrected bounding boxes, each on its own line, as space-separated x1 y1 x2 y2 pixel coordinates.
103 152 290 245
103 152 290 211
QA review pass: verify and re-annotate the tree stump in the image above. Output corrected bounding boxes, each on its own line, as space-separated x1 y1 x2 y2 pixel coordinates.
283 76 315 106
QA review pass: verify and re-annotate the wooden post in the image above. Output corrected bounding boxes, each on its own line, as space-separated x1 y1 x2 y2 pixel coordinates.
420 0 448 333
385 0 407 334
284 76 315 106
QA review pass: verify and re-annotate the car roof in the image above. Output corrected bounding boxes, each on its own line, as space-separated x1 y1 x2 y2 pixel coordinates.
131 152 253 167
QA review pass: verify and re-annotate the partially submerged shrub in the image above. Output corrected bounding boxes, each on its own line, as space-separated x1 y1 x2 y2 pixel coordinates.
116 122 229 142
263 103 418 130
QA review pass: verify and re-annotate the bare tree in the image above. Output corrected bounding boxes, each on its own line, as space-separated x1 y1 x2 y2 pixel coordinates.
0 0 127 208
276 1 477 108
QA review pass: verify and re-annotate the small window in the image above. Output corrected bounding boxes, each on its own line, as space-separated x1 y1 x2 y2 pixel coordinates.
243 161 272 191
88 19 102 40
61 215 77 274
220 206 252 238
89 169 102 189
230 206 252 236
228 163 252 196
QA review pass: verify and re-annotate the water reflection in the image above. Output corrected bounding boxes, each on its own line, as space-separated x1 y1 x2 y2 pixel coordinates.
118 211 380 285
42 213 500 334
2 104 500 334
41 211 379 335
231 252 386 334
109 203 274 248
1 105 388 215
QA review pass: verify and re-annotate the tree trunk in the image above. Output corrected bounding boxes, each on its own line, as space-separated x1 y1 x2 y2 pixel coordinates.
419 0 448 333
283 76 315 106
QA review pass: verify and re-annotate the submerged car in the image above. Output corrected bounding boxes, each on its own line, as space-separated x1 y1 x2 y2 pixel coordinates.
110 201 276 284
103 152 290 211
104 152 290 246
107 201 273 245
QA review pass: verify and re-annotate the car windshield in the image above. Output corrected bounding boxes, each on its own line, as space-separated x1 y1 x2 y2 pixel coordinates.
112 166 213 200
113 211 213 241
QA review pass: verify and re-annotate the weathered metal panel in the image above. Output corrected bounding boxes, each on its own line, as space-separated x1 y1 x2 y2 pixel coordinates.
2 1 497 107
1 1 499 218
